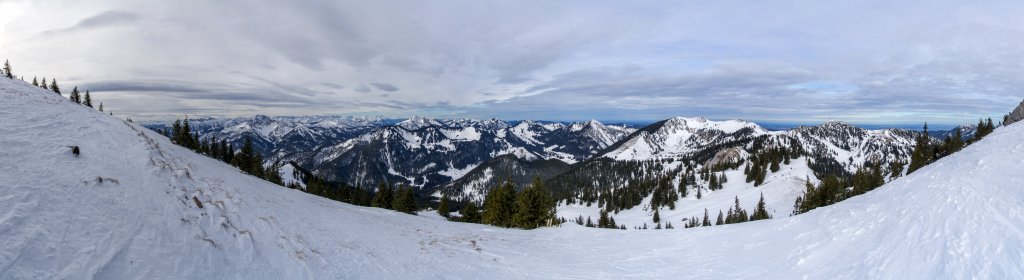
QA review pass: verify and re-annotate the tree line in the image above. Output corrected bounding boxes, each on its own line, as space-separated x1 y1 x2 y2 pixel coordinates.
3 59 107 113
439 178 558 229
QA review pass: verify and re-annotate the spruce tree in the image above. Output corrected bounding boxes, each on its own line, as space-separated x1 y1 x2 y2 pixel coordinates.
50 79 61 94
750 193 771 221
31 77 38 87
3 60 12 79
264 160 283 185
40 78 47 89
437 195 451 218
715 210 724 225
652 209 660 224
907 123 932 174
702 209 711 226
98 103 104 112
392 185 417 214
69 87 80 103
84 91 93 107
371 183 394 209
482 180 517 227
459 201 481 223
512 177 555 229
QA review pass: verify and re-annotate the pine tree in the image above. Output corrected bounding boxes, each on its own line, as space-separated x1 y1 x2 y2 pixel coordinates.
40 78 47 89
3 60 12 79
482 180 517 227
459 201 481 223
750 193 771 221
69 87 80 103
652 209 660 224
702 209 711 226
50 79 61 94
31 77 38 87
907 123 932 174
264 160 283 185
392 185 417 214
715 210 724 225
84 91 93 107
512 177 555 229
371 183 394 209
98 103 104 112
437 195 451 218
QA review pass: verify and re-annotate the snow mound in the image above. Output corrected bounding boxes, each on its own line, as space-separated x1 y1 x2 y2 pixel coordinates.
1 76 1022 279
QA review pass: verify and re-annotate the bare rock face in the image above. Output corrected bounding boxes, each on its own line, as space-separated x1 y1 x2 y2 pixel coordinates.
705 147 745 167
1005 100 1024 126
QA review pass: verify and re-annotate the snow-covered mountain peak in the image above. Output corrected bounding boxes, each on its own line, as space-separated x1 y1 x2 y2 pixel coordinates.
397 116 442 130
662 117 764 134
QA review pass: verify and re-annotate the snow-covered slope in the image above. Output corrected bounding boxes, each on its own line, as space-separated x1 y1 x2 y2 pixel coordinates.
2 77 1022 279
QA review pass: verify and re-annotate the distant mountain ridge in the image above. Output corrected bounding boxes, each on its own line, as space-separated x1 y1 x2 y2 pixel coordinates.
146 116 637 191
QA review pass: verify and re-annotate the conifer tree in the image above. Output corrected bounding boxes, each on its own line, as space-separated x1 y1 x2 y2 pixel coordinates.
907 123 932 174
40 78 47 89
437 196 451 218
84 91 93 107
3 60 12 79
482 180 517 227
512 177 555 229
69 87 80 103
750 193 771 221
50 79 61 94
459 201 481 223
264 160 283 185
98 103 104 112
702 209 711 226
598 210 610 228
652 209 660 224
31 77 38 86
371 183 394 209
392 185 417 214
715 210 724 225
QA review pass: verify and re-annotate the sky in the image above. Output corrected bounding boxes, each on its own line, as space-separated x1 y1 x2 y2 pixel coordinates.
1 0 1023 127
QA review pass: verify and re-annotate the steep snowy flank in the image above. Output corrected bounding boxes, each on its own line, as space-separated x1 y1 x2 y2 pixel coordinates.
2 77 1022 279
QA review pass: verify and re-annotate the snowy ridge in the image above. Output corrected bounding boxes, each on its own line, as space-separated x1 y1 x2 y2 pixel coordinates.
306 118 635 190
2 76 1022 278
603 117 767 160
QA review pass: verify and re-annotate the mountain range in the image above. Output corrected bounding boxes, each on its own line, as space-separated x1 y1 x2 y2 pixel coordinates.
4 75 1023 278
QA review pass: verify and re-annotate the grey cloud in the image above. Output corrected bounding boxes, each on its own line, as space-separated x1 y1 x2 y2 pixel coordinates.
6 0 1024 124
42 11 138 35
83 80 209 93
370 82 399 92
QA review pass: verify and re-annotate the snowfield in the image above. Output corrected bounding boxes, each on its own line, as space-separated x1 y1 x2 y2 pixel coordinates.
2 77 1023 279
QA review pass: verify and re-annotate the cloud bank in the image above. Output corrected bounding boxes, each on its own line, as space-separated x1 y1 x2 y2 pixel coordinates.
1 0 1022 125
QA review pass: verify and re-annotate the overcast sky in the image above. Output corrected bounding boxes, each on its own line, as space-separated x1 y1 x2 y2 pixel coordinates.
2 0 1023 126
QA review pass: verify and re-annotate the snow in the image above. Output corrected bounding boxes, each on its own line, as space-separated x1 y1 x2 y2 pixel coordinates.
439 127 481 141
603 117 766 160
558 157 818 227
2 77 1023 279
437 163 478 179
279 163 307 190
509 121 542 145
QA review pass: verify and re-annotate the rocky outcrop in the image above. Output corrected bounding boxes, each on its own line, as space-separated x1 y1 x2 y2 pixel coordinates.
1005 99 1024 126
